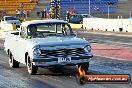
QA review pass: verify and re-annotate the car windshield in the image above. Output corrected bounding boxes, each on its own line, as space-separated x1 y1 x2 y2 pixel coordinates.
27 23 74 38
82 14 93 18
82 15 88 18
71 15 88 18
5 17 18 21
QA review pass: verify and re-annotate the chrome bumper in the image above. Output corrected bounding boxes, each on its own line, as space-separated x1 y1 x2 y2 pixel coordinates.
32 55 93 67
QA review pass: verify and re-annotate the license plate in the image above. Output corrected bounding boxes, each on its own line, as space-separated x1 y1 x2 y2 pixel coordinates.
58 57 71 63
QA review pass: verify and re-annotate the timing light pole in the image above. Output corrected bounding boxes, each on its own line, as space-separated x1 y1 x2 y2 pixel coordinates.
89 0 91 16
50 0 60 19
107 2 114 19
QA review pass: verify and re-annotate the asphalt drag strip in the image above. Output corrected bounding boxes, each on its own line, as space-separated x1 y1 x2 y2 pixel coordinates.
0 37 132 88
92 43 132 61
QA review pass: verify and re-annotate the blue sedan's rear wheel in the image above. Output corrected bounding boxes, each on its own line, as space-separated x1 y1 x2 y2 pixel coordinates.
80 21 83 24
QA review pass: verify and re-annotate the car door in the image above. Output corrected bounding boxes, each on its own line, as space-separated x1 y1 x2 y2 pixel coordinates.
70 15 77 23
13 26 27 64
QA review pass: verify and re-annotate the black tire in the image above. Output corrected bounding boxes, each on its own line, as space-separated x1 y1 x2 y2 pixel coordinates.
78 63 89 72
9 52 19 68
27 55 38 75
75 74 86 85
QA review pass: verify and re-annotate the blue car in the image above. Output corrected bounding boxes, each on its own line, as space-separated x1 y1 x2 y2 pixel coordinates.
69 14 93 24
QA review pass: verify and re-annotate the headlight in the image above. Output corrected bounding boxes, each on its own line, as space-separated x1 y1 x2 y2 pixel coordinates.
84 45 91 53
33 48 41 56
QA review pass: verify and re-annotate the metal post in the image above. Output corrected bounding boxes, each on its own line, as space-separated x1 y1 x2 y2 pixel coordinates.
89 0 91 16
55 2 57 19
108 5 110 19
107 2 114 19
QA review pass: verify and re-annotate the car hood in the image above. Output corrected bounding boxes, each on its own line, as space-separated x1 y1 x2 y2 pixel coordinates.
27 36 89 49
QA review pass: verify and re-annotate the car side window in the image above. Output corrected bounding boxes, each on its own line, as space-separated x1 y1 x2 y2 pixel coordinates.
71 15 77 18
78 15 83 18
65 25 71 35
71 16 74 18
61 24 72 36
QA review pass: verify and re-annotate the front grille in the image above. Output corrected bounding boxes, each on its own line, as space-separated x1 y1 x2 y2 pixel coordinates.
41 48 85 57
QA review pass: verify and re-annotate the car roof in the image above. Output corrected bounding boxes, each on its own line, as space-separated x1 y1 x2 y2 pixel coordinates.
71 14 89 15
21 19 68 26
71 14 94 18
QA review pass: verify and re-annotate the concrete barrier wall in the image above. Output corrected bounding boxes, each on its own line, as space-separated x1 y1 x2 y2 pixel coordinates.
0 23 14 38
83 18 132 32
0 23 13 31
0 30 7 38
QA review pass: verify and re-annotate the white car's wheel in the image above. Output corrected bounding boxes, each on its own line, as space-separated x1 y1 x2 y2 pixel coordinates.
27 55 38 75
9 52 19 68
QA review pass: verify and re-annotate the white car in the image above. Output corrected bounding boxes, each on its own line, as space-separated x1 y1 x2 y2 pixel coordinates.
0 16 21 30
4 19 93 75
